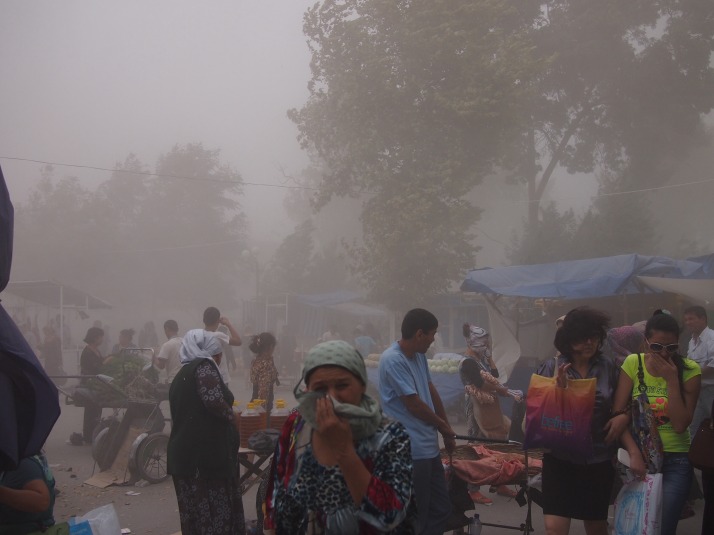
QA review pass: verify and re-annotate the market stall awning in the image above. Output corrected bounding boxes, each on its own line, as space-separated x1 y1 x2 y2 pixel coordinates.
3 280 111 309
637 276 714 306
460 254 712 300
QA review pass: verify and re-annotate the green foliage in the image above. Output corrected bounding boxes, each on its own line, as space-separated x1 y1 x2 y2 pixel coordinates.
569 171 658 259
292 0 543 307
508 203 578 265
293 0 714 276
130 143 247 306
354 188 478 309
262 219 355 295
13 168 98 281
295 0 714 301
13 144 247 310
509 0 714 244
262 220 317 294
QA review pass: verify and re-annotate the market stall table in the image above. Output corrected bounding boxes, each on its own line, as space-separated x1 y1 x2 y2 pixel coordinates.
237 447 273 496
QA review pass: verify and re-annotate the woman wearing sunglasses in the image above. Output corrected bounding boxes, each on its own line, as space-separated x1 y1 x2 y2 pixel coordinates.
607 312 701 535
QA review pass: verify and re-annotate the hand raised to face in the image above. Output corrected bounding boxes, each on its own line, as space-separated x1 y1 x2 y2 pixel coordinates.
646 352 677 381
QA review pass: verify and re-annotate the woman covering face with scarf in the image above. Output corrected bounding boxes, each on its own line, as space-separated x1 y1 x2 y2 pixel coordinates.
459 324 523 502
461 324 522 439
264 340 416 534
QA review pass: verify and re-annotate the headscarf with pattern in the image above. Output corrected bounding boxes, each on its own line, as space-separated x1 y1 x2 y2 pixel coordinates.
465 324 489 351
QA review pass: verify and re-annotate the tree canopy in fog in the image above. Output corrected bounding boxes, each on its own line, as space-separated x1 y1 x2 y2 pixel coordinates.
509 0 714 262
292 0 542 308
261 219 354 295
13 143 246 310
292 0 714 305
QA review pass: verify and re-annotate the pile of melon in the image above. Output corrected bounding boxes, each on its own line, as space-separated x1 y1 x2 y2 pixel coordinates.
363 352 462 373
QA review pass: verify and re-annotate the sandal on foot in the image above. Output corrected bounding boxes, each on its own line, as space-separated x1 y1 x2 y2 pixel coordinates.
469 491 493 505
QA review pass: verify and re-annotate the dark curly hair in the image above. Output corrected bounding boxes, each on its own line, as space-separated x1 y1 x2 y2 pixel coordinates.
249 332 276 354
553 307 610 357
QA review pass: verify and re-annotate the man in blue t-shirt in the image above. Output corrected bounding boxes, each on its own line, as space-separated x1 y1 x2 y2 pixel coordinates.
379 308 456 535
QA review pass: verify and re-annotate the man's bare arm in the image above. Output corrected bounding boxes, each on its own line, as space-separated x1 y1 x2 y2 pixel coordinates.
401 392 455 438
219 317 242 346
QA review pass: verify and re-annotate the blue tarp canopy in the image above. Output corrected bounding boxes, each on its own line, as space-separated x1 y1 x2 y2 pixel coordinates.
461 254 714 300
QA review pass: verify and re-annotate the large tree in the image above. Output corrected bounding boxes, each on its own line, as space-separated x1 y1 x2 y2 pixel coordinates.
127 143 247 308
511 0 714 230
294 0 714 282
12 144 247 312
13 167 97 282
291 0 542 308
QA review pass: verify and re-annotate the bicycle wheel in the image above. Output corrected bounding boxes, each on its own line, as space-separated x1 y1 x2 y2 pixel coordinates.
133 432 169 484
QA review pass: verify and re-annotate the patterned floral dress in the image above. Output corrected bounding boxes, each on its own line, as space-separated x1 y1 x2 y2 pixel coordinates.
171 360 245 535
250 353 279 409
264 412 416 534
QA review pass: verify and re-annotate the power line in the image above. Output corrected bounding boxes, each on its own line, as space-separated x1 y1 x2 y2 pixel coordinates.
2 154 711 203
512 176 714 205
102 238 245 255
0 156 318 191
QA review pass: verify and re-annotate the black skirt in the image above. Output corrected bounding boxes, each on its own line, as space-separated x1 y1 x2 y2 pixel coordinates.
541 454 615 521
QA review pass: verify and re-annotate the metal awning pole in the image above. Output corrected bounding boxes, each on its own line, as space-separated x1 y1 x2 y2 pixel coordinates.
264 295 269 332
59 285 64 350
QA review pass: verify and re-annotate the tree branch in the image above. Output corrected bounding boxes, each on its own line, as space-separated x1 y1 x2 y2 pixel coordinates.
534 103 592 202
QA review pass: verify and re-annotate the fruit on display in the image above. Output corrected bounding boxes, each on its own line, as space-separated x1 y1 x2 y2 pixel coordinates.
426 358 461 374
365 353 381 368
363 353 461 373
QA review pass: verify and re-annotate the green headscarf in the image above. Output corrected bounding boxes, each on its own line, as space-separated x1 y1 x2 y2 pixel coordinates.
293 340 382 440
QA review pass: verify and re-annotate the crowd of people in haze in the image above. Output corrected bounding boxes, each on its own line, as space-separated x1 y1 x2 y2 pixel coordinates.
12 315 70 378
3 302 713 535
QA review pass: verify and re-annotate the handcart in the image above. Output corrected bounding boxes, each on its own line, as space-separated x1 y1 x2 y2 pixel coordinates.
52 348 171 484
443 435 544 535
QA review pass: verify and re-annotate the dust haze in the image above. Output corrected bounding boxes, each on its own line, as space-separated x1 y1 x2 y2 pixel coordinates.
1 1 713 344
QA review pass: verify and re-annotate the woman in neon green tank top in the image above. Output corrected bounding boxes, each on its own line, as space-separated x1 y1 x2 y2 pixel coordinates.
609 313 701 535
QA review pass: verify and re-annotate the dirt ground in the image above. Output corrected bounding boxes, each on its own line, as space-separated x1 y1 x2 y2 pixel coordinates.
43 358 705 534
46 361 264 535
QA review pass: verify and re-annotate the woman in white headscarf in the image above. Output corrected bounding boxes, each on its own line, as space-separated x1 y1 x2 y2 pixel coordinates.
167 329 244 535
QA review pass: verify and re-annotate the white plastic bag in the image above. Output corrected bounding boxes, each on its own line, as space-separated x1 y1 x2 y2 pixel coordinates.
73 504 121 535
614 473 662 535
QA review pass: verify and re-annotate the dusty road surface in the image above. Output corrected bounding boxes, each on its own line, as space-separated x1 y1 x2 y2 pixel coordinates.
45 366 264 535
47 400 184 535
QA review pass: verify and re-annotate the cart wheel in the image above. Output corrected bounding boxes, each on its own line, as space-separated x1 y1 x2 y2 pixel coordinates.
91 427 113 471
133 432 169 484
127 433 149 476
92 416 120 444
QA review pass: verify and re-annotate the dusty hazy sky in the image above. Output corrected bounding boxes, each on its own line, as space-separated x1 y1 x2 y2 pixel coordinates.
0 0 313 244
0 0 609 267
